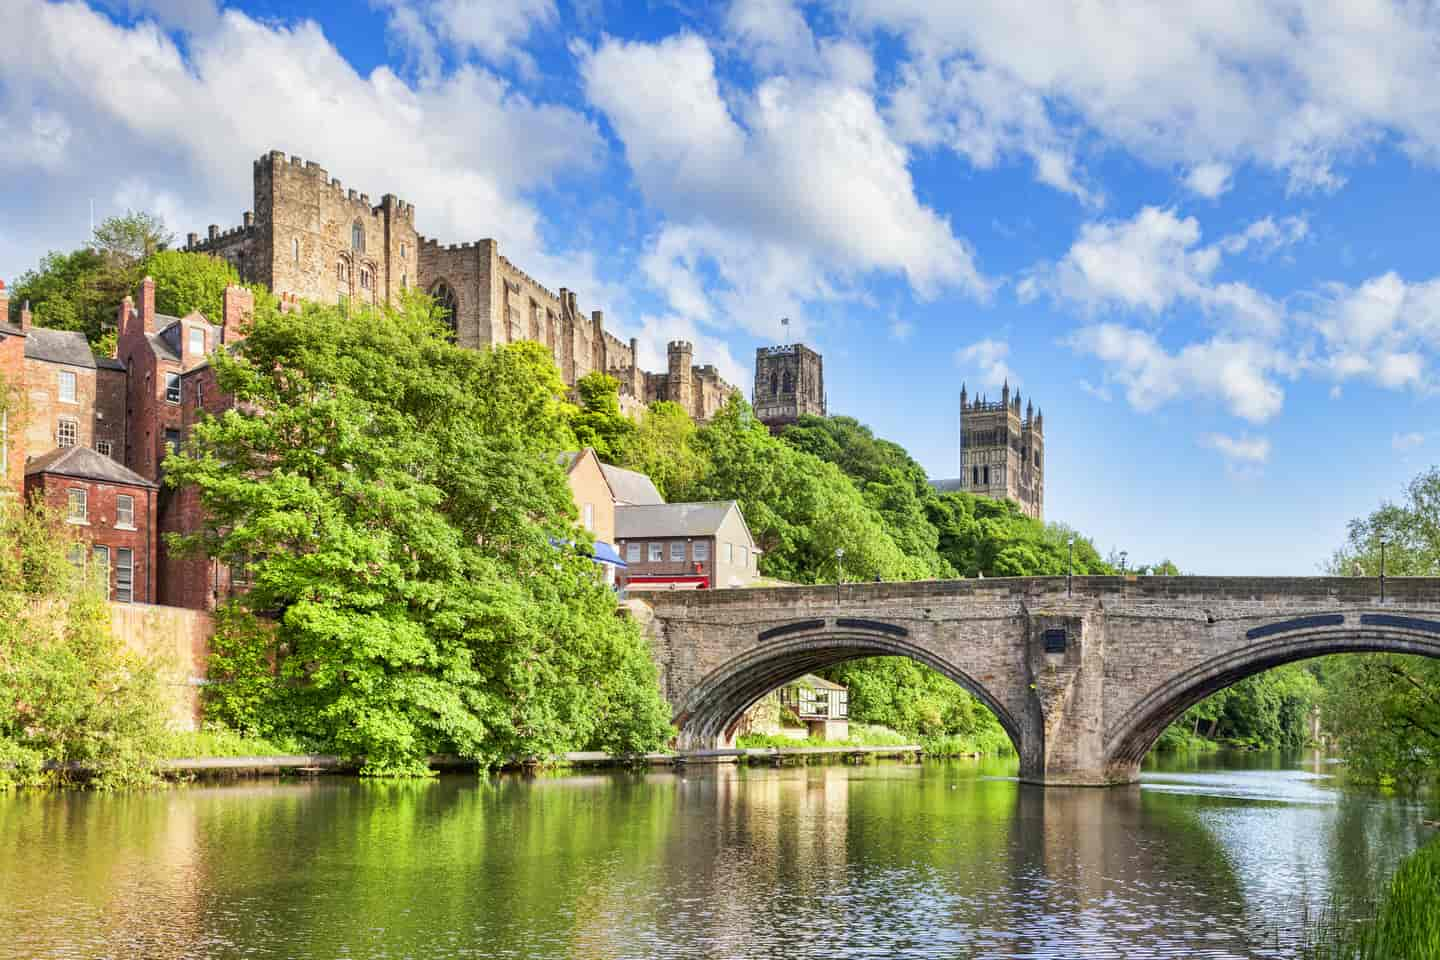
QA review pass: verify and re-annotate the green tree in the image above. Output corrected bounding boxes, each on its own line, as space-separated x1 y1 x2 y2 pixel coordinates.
0 497 172 788
1320 467 1440 783
142 249 240 320
166 293 671 775
569 372 635 462
618 400 710 501
90 210 173 262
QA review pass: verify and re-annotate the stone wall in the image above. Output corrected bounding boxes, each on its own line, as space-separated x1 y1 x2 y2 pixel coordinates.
753 343 825 431
110 602 212 730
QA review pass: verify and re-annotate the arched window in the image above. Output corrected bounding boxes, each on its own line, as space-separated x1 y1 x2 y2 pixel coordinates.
782 369 794 394
769 370 779 397
351 221 365 253
430 281 459 342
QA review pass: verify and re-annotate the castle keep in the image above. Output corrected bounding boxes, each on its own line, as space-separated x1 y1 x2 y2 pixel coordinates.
751 343 825 432
185 150 735 421
932 381 1045 519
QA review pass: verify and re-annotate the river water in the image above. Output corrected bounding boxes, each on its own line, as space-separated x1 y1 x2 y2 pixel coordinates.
0 751 1433 960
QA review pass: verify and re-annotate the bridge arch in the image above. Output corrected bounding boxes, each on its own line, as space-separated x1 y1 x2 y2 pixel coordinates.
1105 622 1440 775
672 626 1022 752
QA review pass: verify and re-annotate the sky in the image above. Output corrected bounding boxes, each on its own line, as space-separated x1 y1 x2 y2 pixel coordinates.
2 0 1438 575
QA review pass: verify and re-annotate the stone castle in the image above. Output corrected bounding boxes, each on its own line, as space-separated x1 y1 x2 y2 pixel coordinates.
185 150 736 420
931 381 1045 519
751 342 825 432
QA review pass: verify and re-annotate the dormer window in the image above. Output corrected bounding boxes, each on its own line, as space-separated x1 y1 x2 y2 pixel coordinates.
188 327 205 357
351 221 365 253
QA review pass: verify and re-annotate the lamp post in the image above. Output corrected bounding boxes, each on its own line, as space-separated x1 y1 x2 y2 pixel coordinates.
1380 538 1387 604
835 547 845 591
1067 537 1075 597
1119 551 1128 575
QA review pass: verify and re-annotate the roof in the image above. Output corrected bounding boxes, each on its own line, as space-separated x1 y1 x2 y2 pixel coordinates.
929 478 964 494
148 315 224 365
24 327 97 368
24 446 158 488
789 673 845 691
96 356 126 371
601 463 665 505
616 501 754 542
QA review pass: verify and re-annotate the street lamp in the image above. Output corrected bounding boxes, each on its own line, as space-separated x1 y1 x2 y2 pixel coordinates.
1119 551 1128 575
1380 538 1388 604
835 547 845 588
1067 537 1075 596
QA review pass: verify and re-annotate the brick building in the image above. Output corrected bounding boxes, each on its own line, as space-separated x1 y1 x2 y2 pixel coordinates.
24 446 159 604
615 500 761 591
184 150 736 421
931 381 1045 519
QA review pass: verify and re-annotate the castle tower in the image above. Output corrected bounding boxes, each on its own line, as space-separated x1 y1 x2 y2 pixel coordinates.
958 384 1044 519
667 341 695 415
752 341 825 433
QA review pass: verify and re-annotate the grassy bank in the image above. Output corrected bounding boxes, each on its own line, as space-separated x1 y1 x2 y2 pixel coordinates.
164 726 301 759
736 724 1013 757
1300 832 1440 959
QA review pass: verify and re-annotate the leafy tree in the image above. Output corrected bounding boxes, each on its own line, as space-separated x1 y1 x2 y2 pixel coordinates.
569 372 635 462
0 497 172 788
91 211 173 262
620 400 709 501
142 249 240 320
167 294 671 774
1319 467 1440 783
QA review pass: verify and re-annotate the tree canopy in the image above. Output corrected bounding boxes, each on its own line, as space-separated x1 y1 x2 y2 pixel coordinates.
167 293 671 774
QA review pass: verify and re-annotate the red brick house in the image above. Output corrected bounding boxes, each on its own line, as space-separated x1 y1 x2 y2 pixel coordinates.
24 446 159 604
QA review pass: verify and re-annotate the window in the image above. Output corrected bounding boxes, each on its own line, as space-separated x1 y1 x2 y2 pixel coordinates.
401 272 408 290
194 379 204 408
67 488 87 523
400 241 408 259
351 221 365 252
336 261 347 282
739 545 748 567
648 542 663 562
66 543 85 572
971 465 979 486
725 542 734 564
360 268 370 290
229 553 251 587
92 545 110 597
983 465 990 485
582 503 594 531
164 429 181 457
57 418 77 448
626 542 640 563
292 237 300 263
58 370 77 403
115 549 134 603
95 440 112 458
188 327 205 357
116 494 134 529
165 372 181 404
693 541 709 561
430 281 459 342
670 542 686 562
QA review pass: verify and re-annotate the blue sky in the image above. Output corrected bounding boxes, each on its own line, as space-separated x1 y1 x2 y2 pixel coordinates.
2 0 1438 574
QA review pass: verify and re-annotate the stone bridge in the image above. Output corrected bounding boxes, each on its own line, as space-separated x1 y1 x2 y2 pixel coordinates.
640 576 1440 785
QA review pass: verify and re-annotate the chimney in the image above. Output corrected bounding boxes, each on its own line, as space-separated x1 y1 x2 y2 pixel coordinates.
221 284 253 343
117 295 133 340
19 300 32 332
140 276 156 334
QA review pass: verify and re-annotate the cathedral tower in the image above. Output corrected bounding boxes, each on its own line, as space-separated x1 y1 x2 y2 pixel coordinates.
956 381 1044 519
753 342 825 432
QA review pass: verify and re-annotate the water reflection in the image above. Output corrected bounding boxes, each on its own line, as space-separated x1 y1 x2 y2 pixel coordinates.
0 753 1431 959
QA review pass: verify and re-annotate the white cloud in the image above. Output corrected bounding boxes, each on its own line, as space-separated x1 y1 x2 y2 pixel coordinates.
1393 431 1426 451
847 0 1440 193
622 312 749 391
1078 378 1111 402
954 338 1013 389
1307 271 1440 390
1201 432 1271 464
1029 206 1285 337
578 32 986 339
889 315 913 342
725 0 819 74
1218 215 1309 258
375 0 555 76
1183 162 1233 198
0 0 601 304
1069 323 1288 422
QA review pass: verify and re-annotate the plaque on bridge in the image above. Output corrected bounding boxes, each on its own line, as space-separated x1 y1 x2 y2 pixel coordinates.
1043 629 1067 654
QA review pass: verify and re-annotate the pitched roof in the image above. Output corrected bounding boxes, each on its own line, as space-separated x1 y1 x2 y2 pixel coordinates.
601 463 665 505
146 315 224 365
24 327 96 368
616 501 751 541
790 673 846 691
24 446 158 488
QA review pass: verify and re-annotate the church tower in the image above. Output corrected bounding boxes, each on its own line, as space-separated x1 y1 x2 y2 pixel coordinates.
957 381 1044 519
753 339 825 433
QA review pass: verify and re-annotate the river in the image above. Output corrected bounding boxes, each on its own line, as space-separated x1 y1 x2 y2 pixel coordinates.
0 750 1433 959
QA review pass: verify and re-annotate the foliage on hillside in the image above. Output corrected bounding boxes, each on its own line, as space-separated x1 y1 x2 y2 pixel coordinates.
7 213 260 357
1320 467 1440 784
167 294 672 775
0 498 172 788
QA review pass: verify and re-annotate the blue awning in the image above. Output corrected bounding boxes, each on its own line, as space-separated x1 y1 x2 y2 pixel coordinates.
591 540 626 567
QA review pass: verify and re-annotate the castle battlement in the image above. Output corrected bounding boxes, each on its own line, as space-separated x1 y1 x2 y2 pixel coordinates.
759 344 799 356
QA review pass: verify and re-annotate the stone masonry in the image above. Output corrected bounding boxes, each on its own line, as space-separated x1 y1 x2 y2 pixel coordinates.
185 150 736 421
752 343 825 432
933 381 1044 519
642 575 1440 785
